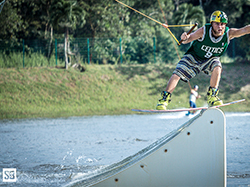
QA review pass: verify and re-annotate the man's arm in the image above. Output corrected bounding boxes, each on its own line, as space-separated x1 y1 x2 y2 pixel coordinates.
229 25 250 40
181 26 204 44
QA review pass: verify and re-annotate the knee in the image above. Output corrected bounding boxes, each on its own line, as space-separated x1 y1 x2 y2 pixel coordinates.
171 74 181 80
212 66 222 74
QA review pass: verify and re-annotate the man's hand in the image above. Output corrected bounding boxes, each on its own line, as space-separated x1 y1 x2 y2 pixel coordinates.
181 32 190 42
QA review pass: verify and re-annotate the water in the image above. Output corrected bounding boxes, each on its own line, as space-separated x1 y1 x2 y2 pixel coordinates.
0 112 249 187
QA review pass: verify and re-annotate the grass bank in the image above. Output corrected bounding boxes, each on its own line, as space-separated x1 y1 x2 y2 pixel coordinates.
0 63 249 119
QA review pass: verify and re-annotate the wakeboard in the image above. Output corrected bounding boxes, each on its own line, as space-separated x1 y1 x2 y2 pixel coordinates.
131 99 246 113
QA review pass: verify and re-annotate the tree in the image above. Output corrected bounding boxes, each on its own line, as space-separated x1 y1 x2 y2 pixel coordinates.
0 0 22 41
50 0 86 69
173 3 205 30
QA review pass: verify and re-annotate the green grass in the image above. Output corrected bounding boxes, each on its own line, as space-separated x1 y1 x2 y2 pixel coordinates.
0 51 64 68
0 62 249 119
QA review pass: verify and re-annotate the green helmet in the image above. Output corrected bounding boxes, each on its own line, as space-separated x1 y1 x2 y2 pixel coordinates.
210 11 228 24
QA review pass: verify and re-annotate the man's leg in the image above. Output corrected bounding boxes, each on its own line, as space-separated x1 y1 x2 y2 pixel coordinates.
186 101 192 116
190 101 197 114
156 54 197 110
165 74 181 93
210 66 221 88
156 74 180 110
207 66 223 106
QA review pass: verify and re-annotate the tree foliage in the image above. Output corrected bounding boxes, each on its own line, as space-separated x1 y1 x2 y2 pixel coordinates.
0 0 250 64
50 0 86 68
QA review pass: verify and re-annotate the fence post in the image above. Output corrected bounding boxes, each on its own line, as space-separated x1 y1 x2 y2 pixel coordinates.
55 39 57 66
23 39 25 68
87 38 90 64
153 37 156 63
119 38 122 64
